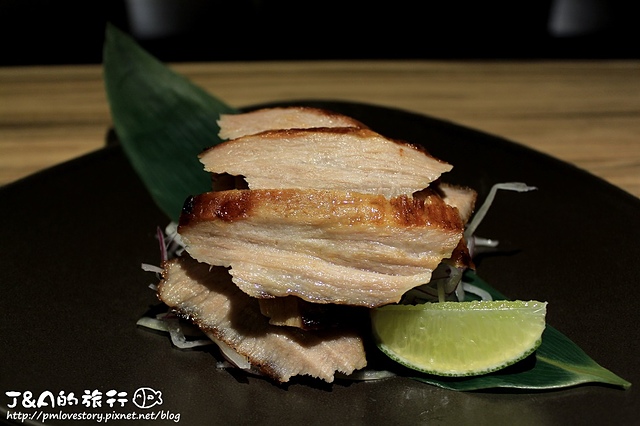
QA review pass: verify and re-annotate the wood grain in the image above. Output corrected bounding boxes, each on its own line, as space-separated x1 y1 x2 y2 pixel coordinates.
1 61 639 198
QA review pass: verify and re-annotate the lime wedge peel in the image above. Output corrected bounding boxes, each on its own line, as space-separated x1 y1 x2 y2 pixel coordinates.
370 300 547 377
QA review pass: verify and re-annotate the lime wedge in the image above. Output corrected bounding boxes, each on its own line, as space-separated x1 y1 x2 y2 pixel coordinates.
370 300 547 377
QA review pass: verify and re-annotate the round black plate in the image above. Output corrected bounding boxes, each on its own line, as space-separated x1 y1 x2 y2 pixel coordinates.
1 101 638 426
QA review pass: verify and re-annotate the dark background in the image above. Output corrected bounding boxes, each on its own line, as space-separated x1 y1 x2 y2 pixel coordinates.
0 0 637 66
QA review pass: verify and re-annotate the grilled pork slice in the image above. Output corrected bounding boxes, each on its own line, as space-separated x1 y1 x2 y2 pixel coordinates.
199 127 452 199
158 255 367 383
217 106 366 140
178 188 464 307
435 182 478 225
429 183 478 269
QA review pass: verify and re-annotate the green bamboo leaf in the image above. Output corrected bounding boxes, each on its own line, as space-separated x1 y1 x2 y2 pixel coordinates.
103 23 237 221
407 271 631 391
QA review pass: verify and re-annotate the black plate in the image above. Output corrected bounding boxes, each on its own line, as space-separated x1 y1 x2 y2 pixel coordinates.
1 101 638 426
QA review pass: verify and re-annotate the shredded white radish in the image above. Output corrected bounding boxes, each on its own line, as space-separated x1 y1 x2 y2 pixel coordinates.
454 281 466 301
402 264 463 304
136 312 214 349
473 237 499 247
461 282 493 301
465 182 537 240
136 316 170 332
141 263 163 273
208 336 252 370
336 369 396 381
165 318 213 349
164 221 185 257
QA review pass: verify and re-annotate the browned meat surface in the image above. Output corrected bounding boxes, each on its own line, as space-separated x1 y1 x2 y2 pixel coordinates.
199 127 452 199
178 188 464 307
444 237 475 270
217 106 366 140
158 255 367 383
418 184 476 269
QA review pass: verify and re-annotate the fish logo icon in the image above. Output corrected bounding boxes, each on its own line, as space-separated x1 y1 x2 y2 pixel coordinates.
132 387 163 409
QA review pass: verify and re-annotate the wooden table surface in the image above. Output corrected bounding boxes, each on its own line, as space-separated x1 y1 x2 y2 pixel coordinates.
1 60 639 198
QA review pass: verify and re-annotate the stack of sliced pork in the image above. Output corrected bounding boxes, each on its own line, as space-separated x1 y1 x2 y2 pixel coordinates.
157 106 477 383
